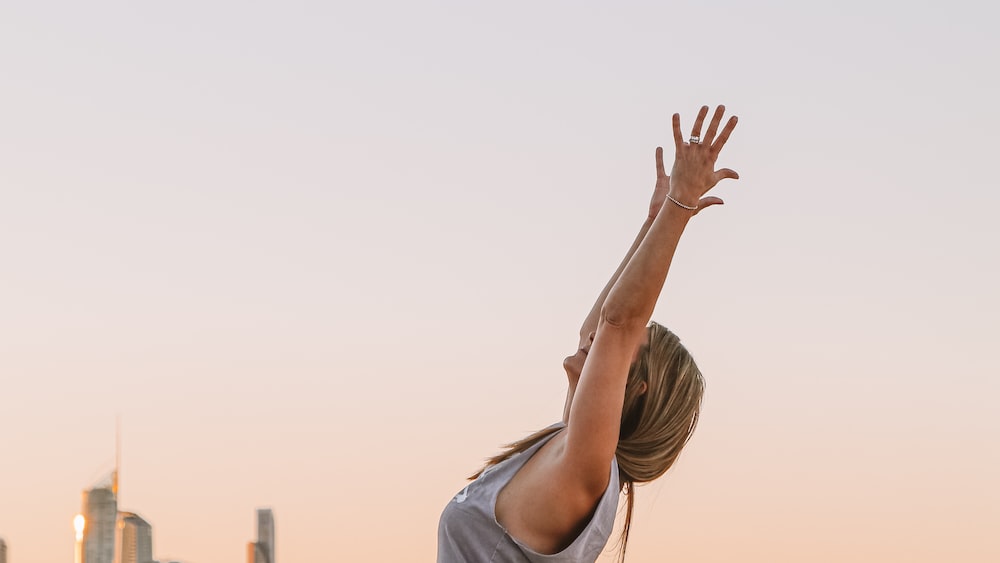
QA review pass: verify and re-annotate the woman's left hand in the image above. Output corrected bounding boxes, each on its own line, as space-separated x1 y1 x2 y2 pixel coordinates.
650 146 725 218
664 105 740 212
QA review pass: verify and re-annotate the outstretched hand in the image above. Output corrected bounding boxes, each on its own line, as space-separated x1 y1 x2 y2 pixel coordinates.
650 145 726 217
654 105 739 215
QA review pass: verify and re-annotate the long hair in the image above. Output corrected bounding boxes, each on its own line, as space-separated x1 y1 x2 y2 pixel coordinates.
471 322 705 562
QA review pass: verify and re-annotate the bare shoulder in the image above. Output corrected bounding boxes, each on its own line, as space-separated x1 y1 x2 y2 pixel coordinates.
495 430 611 555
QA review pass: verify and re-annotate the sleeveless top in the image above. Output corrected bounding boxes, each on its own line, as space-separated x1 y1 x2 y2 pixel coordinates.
437 423 620 563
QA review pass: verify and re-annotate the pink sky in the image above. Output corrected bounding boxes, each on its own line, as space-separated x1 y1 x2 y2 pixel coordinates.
2 1 998 562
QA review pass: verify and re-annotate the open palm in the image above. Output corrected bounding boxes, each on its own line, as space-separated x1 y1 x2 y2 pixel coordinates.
650 145 726 218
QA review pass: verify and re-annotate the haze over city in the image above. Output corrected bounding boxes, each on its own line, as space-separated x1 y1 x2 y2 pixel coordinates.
2 1 998 562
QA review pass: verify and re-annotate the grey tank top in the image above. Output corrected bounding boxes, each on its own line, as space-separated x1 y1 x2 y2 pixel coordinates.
437 423 620 563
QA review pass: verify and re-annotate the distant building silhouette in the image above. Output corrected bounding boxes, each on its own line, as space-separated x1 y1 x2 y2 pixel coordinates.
115 512 153 563
0 536 7 563
80 423 122 563
247 508 274 563
82 483 117 563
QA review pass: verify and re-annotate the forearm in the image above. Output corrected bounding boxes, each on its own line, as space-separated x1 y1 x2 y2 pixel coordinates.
602 202 692 328
578 216 655 346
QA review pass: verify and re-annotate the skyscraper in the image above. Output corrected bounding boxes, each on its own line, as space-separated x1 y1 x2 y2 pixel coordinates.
81 482 118 563
0 536 7 563
253 508 274 563
115 512 153 563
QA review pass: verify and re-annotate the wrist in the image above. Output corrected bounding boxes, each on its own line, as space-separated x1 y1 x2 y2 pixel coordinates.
660 198 695 221
666 192 699 211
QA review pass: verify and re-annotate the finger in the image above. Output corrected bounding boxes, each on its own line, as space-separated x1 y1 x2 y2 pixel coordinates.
702 105 726 145
671 113 683 153
689 105 709 143
711 115 738 153
655 147 666 178
710 168 740 187
693 196 724 216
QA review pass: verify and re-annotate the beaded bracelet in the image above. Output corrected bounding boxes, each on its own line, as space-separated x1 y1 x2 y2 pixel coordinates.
666 194 698 211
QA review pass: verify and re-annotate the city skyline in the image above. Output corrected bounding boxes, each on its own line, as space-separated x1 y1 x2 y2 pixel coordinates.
66 429 268 563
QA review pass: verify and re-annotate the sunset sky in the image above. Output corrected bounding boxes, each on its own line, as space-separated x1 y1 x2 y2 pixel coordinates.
2 1 998 562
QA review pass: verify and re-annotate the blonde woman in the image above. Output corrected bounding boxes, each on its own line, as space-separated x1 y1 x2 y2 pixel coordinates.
438 105 740 562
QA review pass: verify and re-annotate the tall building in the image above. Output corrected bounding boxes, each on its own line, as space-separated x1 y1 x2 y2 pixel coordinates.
0 536 7 563
250 508 274 563
81 482 118 563
115 512 153 563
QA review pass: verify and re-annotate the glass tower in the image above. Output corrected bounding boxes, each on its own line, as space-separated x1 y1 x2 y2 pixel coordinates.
115 512 153 563
82 484 117 563
256 508 275 563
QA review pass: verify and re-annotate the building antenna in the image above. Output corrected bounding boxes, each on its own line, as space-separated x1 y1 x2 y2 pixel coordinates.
114 414 121 499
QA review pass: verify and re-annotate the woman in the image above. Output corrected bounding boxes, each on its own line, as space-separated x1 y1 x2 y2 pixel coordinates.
438 105 740 562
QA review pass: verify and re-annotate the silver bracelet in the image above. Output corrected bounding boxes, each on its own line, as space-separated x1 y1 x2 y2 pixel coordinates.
667 194 698 211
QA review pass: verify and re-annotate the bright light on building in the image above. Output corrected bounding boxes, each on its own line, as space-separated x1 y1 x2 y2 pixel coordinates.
74 513 86 563
74 514 85 541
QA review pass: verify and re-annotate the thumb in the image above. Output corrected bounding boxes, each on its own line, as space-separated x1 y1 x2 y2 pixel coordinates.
694 196 724 216
712 168 740 184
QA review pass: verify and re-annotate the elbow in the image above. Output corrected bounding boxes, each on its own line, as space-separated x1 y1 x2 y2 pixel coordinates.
598 304 647 331
601 285 650 330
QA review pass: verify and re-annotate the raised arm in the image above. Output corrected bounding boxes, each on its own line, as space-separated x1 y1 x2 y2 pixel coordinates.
562 145 724 421
565 105 739 489
576 140 728 343
495 107 739 554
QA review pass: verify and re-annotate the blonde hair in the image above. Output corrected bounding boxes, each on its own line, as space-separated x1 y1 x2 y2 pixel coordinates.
470 322 705 562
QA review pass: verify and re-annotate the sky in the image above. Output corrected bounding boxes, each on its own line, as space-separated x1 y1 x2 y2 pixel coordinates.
1 0 998 561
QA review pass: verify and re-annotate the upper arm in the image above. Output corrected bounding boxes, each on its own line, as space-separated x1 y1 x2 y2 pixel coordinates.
561 316 646 490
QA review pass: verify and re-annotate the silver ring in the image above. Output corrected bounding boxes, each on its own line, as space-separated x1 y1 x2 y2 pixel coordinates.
689 136 700 144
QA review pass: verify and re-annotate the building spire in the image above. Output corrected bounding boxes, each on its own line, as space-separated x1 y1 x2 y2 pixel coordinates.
113 415 121 498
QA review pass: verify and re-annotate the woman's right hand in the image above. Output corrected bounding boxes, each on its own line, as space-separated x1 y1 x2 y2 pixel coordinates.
648 147 671 220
